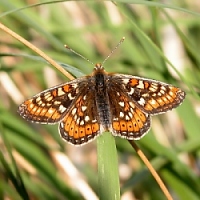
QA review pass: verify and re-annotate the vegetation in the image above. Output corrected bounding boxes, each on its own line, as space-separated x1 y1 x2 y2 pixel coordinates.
0 1 200 199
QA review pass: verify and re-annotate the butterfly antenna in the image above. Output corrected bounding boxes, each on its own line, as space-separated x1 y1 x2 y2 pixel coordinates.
102 36 125 66
64 45 94 66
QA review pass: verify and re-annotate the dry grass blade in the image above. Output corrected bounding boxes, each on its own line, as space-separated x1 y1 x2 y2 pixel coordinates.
128 140 173 200
0 22 74 80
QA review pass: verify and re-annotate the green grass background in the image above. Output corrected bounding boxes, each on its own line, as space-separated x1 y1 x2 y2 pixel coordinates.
0 1 200 200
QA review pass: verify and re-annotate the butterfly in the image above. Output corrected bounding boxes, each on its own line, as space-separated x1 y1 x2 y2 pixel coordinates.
18 62 185 145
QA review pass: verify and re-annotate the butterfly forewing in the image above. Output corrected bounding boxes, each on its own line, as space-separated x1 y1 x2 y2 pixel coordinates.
113 74 185 115
18 79 83 124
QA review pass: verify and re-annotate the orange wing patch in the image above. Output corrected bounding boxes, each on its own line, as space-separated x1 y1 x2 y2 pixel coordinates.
129 79 139 87
111 100 151 139
59 114 100 145
19 99 62 123
142 86 185 114
18 82 80 124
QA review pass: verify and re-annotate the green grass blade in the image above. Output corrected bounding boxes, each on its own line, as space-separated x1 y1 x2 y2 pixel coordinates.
97 132 120 200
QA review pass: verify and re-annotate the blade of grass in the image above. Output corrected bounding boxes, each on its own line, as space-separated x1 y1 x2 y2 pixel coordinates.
128 141 173 200
97 132 120 200
0 22 74 80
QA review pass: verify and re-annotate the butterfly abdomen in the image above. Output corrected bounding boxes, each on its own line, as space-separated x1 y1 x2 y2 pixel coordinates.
94 72 111 130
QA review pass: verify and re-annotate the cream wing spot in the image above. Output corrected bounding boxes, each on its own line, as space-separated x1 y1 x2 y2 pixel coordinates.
152 93 156 97
81 106 87 112
149 87 157 92
122 79 129 84
128 112 133 118
80 120 84 125
71 108 77 115
57 88 65 96
125 115 130 120
120 112 124 118
136 80 144 89
76 117 80 124
160 90 165 95
46 96 53 101
161 86 167 91
36 97 41 103
119 101 125 107
85 116 90 122
44 92 51 97
128 87 135 95
138 97 146 106
54 101 61 105
142 93 149 98
59 105 67 113
129 102 135 108
74 114 78 121
130 108 134 113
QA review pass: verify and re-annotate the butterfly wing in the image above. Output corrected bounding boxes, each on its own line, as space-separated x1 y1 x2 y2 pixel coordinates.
112 74 185 115
59 89 102 145
107 77 151 139
18 78 85 124
107 74 185 140
108 89 151 140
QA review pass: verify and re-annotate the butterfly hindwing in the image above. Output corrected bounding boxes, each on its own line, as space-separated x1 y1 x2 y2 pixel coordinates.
107 81 151 140
59 89 102 145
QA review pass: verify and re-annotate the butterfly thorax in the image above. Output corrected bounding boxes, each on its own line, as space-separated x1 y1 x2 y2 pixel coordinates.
93 64 107 92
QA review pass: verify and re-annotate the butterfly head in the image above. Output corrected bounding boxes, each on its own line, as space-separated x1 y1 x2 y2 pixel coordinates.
94 63 104 70
92 63 107 75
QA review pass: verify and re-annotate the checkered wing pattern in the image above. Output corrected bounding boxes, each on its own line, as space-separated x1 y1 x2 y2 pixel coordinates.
59 90 101 145
107 74 185 140
116 75 185 115
108 90 151 140
18 79 83 124
18 76 102 145
18 62 186 145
